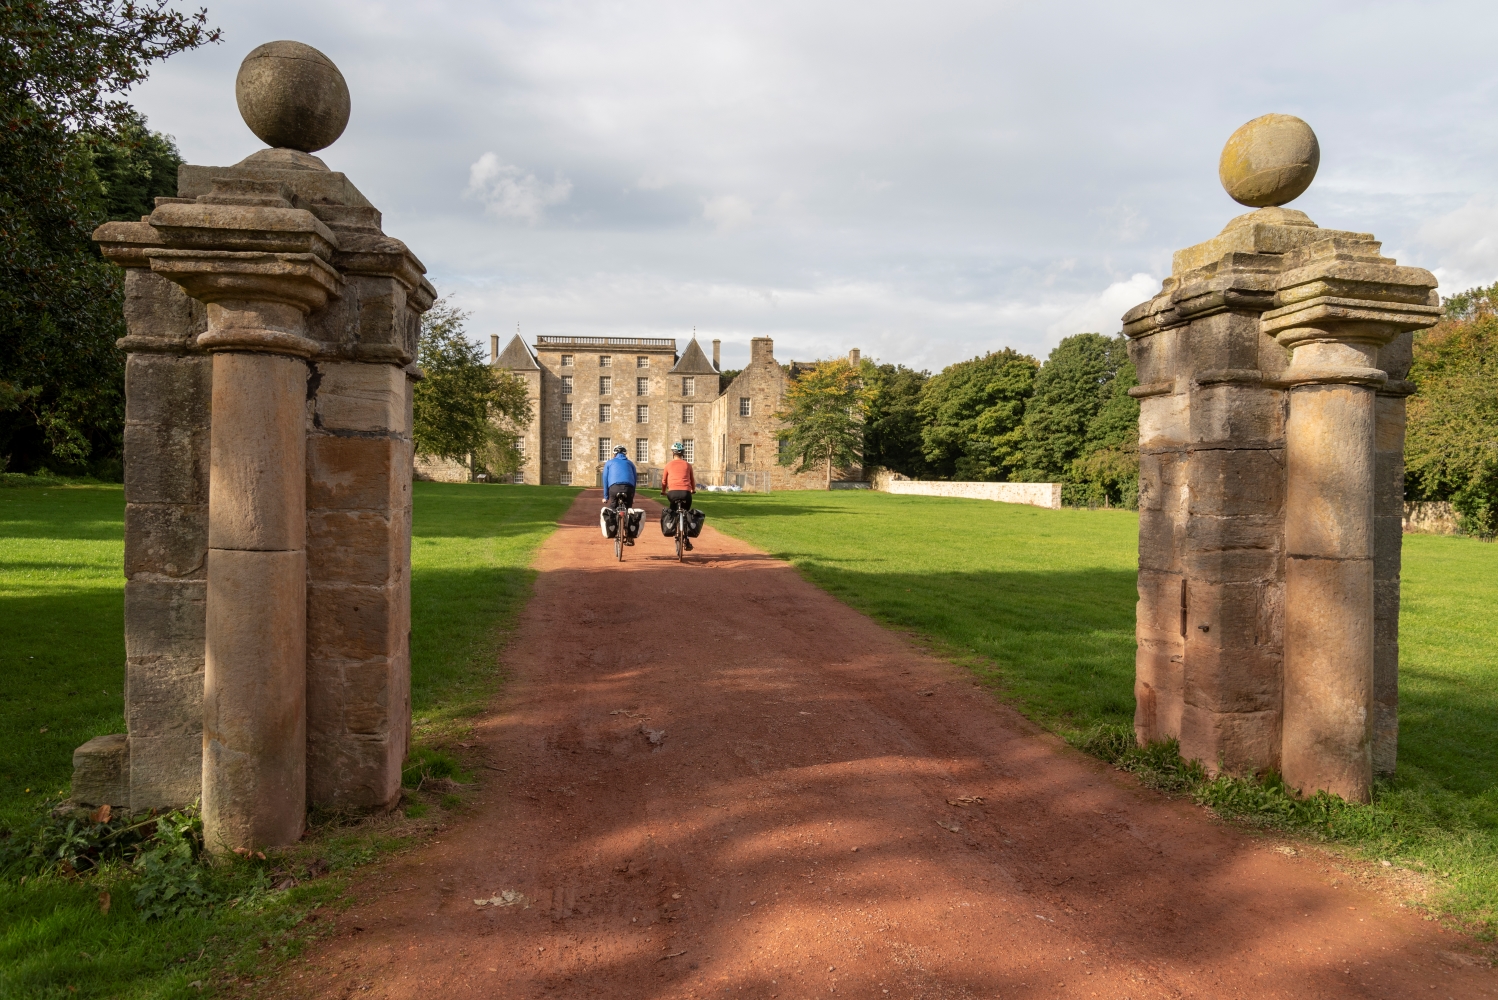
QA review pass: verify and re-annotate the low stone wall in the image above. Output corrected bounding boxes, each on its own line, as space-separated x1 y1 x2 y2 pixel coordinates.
413 455 469 483
1403 501 1459 535
876 477 1062 509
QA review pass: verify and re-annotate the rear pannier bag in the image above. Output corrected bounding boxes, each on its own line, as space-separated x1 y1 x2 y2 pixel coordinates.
600 507 619 538
627 509 645 538
659 508 677 537
687 508 706 538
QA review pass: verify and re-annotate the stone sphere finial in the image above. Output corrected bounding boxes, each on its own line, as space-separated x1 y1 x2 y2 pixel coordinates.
235 41 350 153
1218 114 1320 208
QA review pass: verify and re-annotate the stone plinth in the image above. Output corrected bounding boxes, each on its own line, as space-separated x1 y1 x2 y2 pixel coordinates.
91 136 433 847
1123 207 1436 801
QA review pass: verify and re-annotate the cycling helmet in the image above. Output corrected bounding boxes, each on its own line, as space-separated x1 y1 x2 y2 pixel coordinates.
671 441 685 454
613 444 628 455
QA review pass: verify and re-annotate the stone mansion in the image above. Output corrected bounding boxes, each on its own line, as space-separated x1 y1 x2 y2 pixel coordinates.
487 333 860 489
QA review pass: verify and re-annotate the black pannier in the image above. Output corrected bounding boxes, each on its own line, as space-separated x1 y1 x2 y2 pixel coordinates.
626 509 645 538
659 508 677 536
687 508 706 538
600 507 619 538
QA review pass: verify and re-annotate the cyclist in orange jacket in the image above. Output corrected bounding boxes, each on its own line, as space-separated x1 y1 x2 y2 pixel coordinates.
660 442 697 551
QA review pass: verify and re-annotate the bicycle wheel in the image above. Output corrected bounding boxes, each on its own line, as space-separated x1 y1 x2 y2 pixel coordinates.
615 522 624 561
675 514 684 561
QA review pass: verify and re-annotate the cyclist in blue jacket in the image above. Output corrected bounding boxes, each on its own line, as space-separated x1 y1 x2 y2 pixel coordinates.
602 445 638 545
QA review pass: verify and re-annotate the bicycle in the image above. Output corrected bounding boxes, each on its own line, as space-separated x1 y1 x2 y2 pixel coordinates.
670 495 691 562
609 491 635 562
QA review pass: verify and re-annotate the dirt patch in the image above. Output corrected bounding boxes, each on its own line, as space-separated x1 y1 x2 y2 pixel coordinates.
272 491 1495 998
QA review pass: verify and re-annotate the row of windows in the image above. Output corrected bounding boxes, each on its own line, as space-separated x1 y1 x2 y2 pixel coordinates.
558 438 697 463
558 402 738 424
558 354 653 369
557 376 712 398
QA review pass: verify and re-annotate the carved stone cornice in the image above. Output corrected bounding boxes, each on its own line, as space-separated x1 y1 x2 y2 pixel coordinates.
149 250 342 358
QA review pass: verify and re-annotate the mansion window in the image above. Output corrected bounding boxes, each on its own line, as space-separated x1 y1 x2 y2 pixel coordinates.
597 437 611 461
599 404 611 422
635 437 649 463
637 356 649 368
560 354 573 367
560 437 573 461
739 397 751 417
561 375 573 394
739 443 753 464
681 376 695 396
681 439 695 463
681 404 694 424
636 376 649 395
512 470 524 484
600 375 612 395
560 470 572 485
600 355 612 368
561 403 573 422
636 404 649 423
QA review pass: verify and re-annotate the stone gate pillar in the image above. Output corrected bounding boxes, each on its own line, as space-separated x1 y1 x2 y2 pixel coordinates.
1122 115 1437 801
87 41 434 849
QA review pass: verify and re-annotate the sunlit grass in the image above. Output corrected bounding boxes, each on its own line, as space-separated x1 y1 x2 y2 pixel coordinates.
0 479 579 997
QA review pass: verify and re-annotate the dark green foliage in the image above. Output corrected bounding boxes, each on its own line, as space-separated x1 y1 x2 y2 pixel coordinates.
84 111 183 223
916 349 1038 480
400 747 469 789
718 369 741 393
860 360 931 478
775 359 872 488
1406 285 1498 538
1012 333 1133 483
1070 723 1206 793
412 302 533 479
0 1 216 473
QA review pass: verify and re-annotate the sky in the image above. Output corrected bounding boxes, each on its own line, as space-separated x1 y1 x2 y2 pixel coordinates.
127 1 1498 372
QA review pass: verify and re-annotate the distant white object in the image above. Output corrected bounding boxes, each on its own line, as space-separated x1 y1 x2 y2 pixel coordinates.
878 479 1061 510
702 484 743 492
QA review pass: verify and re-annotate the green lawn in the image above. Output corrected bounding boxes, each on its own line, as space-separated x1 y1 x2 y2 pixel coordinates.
705 489 1498 934
0 479 578 998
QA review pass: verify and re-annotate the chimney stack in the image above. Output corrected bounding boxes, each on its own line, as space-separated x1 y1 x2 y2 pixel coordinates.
848 348 861 366
490 334 499 364
712 339 721 370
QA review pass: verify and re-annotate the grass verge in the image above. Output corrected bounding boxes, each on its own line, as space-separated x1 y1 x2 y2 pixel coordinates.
704 489 1498 938
0 479 578 997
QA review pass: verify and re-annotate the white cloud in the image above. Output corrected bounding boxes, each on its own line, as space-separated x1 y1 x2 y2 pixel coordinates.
464 152 572 224
1044 274 1160 343
1414 196 1498 295
125 1 1498 372
701 195 755 232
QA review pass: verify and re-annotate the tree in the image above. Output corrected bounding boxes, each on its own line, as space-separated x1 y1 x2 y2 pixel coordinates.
916 349 1038 480
860 360 931 478
775 358 872 489
412 302 533 480
0 1 217 473
1012 333 1132 482
1406 284 1498 537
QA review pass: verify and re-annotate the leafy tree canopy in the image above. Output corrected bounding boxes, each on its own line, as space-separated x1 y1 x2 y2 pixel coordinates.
775 358 872 488
860 360 931 478
412 301 533 479
1406 284 1498 536
1012 333 1132 482
0 1 217 473
916 349 1037 481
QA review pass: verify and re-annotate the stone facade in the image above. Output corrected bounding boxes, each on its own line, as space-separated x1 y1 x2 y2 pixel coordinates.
491 334 860 489
77 41 433 851
1123 204 1437 802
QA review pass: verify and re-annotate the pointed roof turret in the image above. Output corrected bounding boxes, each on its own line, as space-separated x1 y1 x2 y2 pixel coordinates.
670 337 718 375
493 333 539 370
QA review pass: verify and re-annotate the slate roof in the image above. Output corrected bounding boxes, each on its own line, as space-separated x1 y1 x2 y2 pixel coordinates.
494 334 540 370
669 337 719 375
